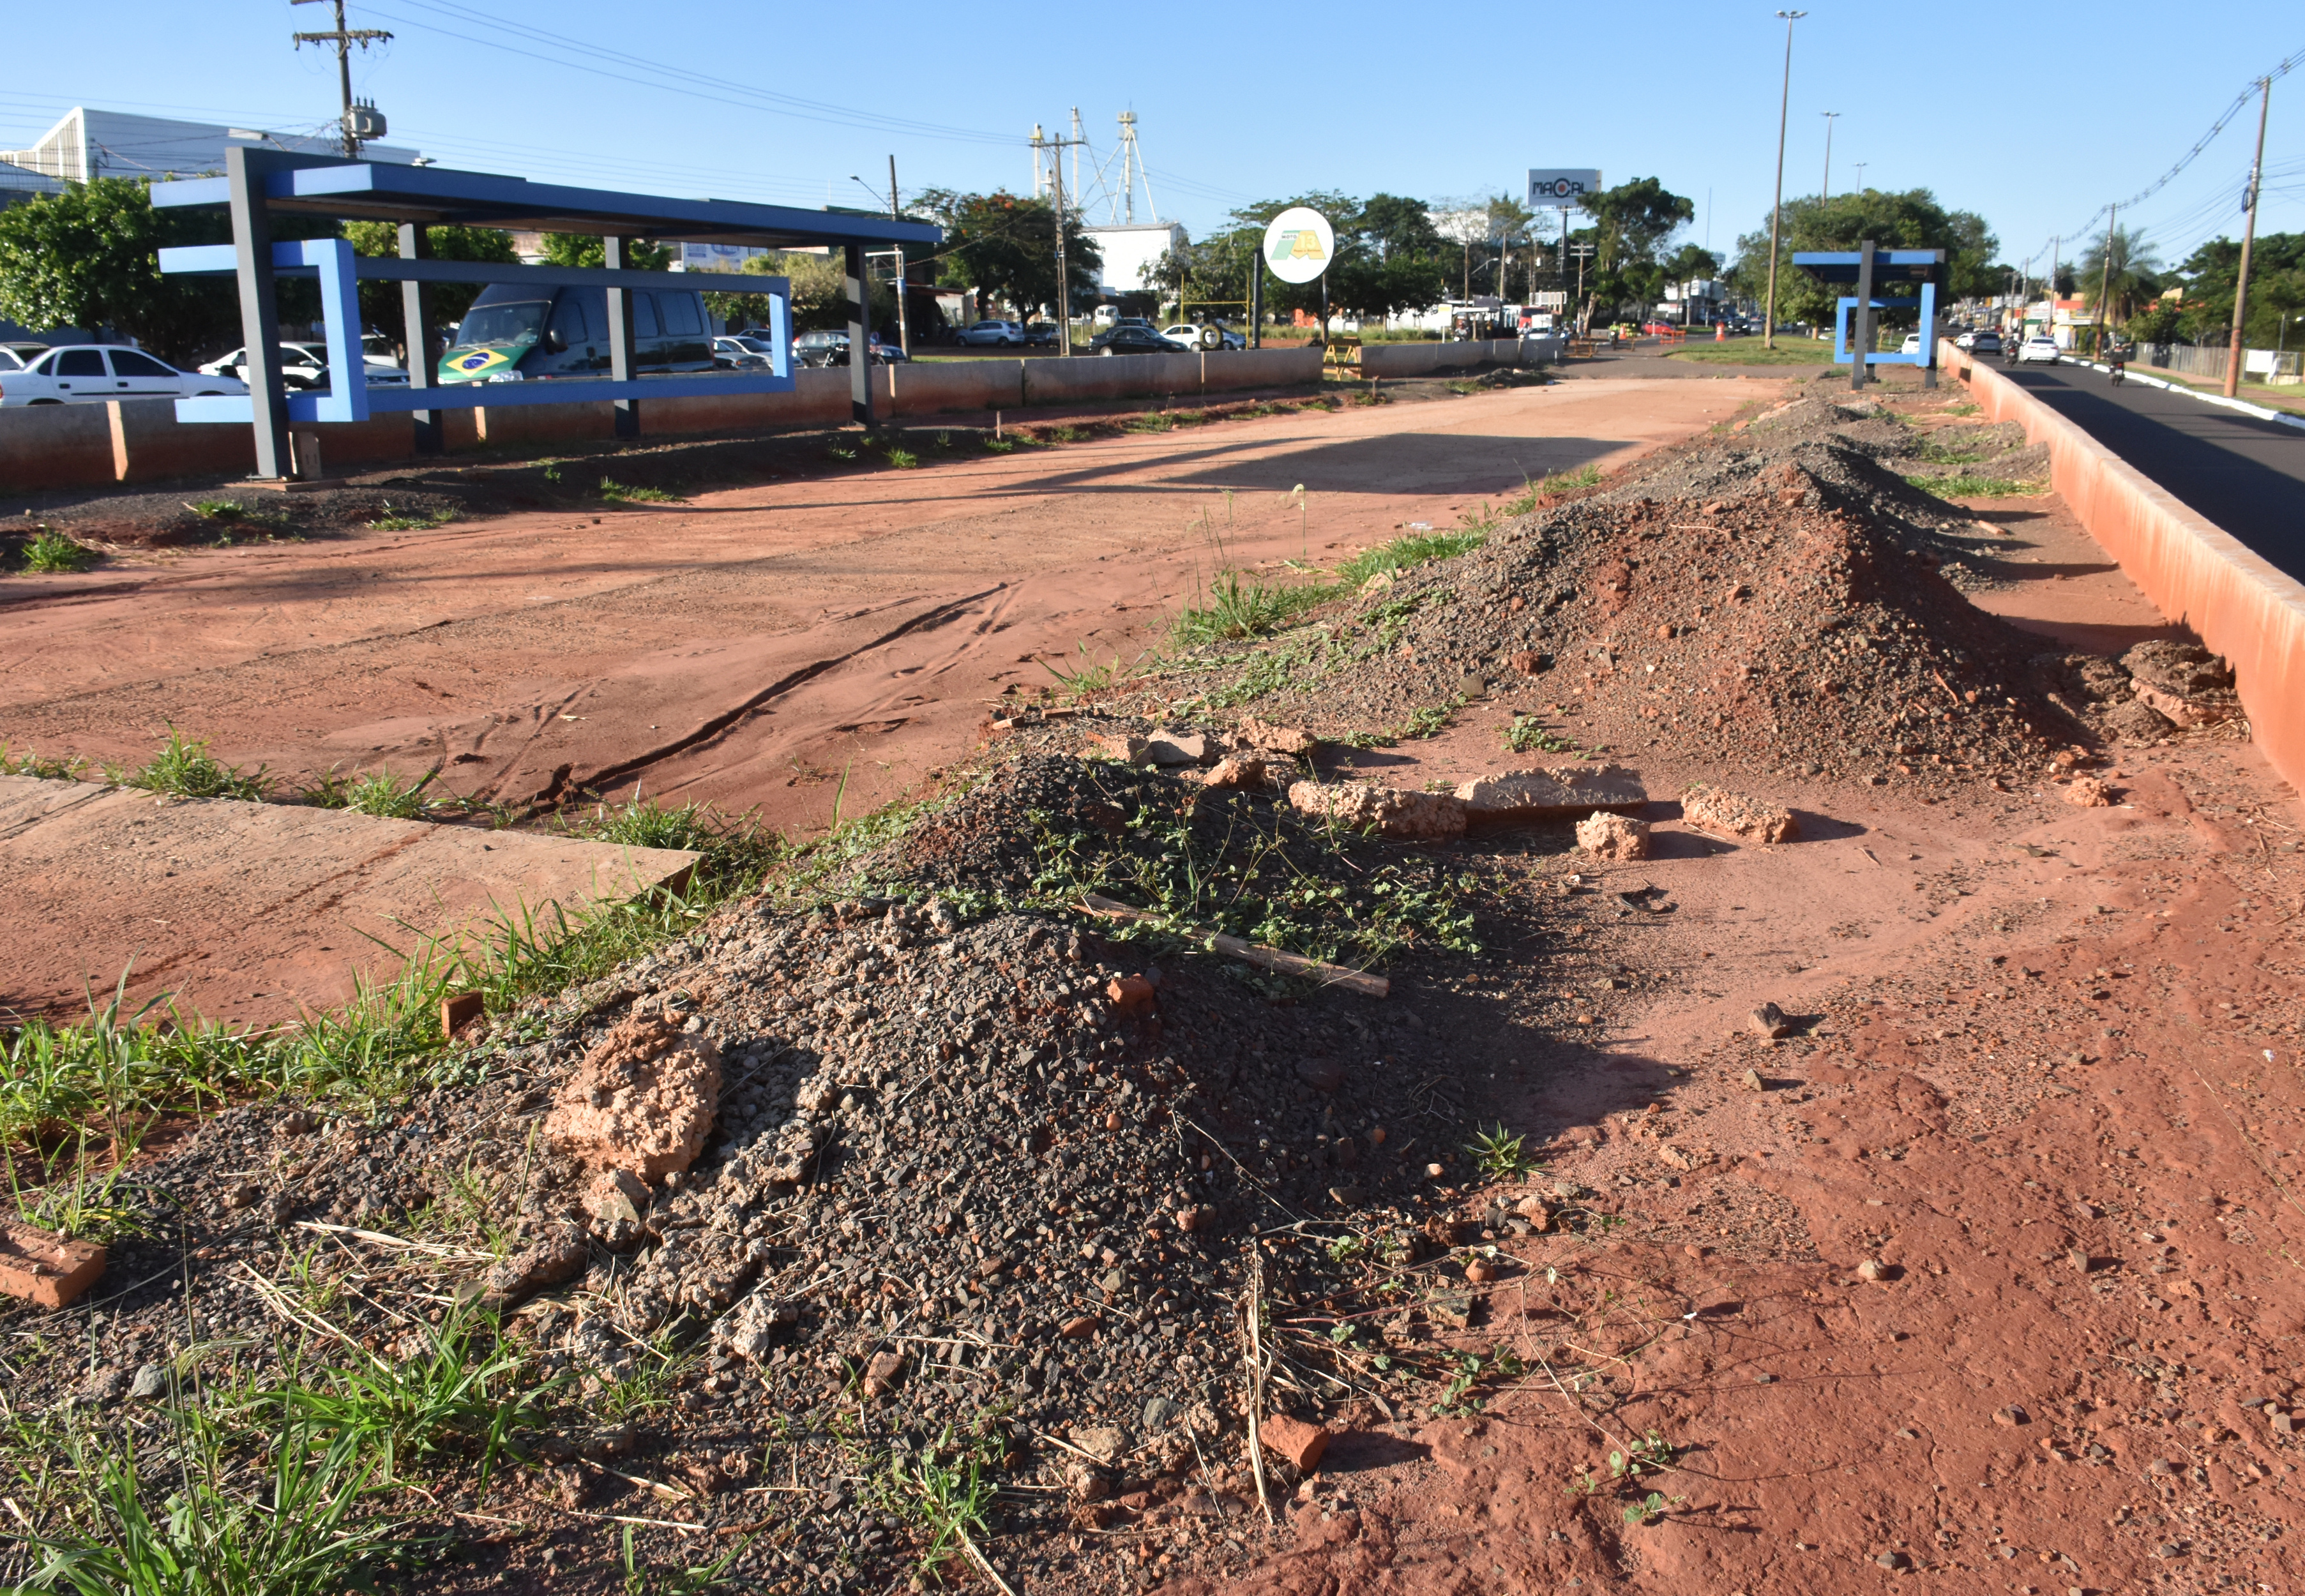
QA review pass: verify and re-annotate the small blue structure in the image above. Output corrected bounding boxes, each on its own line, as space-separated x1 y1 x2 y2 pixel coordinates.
150 149 940 479
1791 245 1946 391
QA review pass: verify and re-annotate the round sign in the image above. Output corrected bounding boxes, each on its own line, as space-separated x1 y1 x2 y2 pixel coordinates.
1261 207 1335 285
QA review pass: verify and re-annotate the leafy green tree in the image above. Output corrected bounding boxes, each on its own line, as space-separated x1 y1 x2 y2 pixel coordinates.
2166 233 2305 346
697 250 894 335
1172 193 1449 336
539 234 672 271
915 190 1100 322
2073 225 2161 340
1729 187 1997 329
0 176 243 363
342 222 518 356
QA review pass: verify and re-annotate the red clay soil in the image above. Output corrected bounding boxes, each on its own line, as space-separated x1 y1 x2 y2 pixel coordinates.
0 377 1765 838
1152 485 2305 1593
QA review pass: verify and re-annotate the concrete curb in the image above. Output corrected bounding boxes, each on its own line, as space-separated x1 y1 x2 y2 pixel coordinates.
2051 356 2305 432
1940 339 2305 793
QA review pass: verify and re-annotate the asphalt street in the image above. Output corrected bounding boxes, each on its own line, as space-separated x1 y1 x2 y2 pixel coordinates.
2000 360 2305 583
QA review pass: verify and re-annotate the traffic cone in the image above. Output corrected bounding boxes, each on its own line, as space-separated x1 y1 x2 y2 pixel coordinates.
1715 323 1726 342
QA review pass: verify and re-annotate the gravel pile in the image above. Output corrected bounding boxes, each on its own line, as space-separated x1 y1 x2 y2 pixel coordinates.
3 749 1520 1592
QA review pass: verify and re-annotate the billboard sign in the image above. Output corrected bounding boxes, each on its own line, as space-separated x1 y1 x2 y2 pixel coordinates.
1527 169 1603 205
1261 207 1334 285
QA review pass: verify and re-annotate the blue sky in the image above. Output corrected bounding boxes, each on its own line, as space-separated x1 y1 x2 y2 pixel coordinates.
4 1 2299 276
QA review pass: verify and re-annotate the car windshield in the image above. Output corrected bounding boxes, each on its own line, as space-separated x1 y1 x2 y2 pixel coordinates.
453 301 548 348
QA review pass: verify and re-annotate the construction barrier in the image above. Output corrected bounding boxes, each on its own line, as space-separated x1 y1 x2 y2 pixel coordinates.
1942 338 2305 796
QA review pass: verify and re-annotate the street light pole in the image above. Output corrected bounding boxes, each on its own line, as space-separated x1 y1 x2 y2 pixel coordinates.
1820 110 1840 203
2224 75 2272 398
1762 9 1807 350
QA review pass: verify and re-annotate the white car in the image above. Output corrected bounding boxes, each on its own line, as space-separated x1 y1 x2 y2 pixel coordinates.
0 345 246 405
956 319 1025 346
200 341 408 389
1161 322 1244 351
2016 335 2062 365
712 336 773 369
1900 333 1924 356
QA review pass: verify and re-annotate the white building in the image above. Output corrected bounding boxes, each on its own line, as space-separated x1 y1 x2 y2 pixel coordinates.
1082 221 1186 296
0 107 420 187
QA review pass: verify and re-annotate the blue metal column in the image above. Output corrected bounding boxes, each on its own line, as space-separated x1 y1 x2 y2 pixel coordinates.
845 241 873 428
603 236 640 439
225 146 292 479
397 222 441 453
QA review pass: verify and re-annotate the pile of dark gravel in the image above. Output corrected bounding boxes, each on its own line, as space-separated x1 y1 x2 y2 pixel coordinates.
1 752 1536 1593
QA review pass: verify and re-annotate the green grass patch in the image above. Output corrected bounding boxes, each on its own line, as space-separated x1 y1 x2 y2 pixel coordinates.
303 765 444 819
0 744 93 781
1901 472 2046 499
1666 341 1838 366
365 504 457 532
1334 528 1484 589
1504 716 1574 755
884 447 919 469
114 728 269 801
598 478 684 505
1172 571 1338 646
981 437 1015 453
1045 423 1091 442
19 531 97 574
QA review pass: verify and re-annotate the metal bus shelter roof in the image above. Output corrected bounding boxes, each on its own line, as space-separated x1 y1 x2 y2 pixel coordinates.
150 150 942 478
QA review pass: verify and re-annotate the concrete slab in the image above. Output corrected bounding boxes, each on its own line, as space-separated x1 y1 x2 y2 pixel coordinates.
0 776 699 1027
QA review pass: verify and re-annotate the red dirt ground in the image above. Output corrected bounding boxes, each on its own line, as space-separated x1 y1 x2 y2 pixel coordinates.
1152 483 2305 1595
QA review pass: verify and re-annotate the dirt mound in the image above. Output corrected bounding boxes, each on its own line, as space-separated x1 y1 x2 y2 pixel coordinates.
12 485 468 548
12 749 1522 1590
1196 386 2211 786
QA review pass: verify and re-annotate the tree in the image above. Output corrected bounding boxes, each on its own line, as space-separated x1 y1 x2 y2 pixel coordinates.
342 221 518 356
2074 225 2162 336
914 190 1100 322
2165 232 2305 346
540 234 672 271
1574 177 1697 326
0 176 242 363
1729 187 1998 330
698 250 893 334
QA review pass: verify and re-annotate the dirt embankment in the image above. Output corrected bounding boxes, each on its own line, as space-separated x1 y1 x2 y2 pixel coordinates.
5 370 2299 1596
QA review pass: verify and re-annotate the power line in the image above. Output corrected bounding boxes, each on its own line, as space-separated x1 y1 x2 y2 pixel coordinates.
2033 41 2305 257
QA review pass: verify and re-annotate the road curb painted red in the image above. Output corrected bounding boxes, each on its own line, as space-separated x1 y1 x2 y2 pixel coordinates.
1943 340 2305 795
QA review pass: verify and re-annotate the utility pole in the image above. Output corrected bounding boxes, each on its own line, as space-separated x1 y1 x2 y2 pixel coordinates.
1820 111 1840 202
1030 127 1086 356
1852 160 1868 190
291 0 391 158
1762 10 1806 349
2048 235 2061 343
2225 75 2272 398
888 154 909 358
2094 203 2117 357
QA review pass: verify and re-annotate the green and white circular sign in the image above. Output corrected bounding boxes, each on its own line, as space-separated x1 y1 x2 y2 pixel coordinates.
1261 207 1334 285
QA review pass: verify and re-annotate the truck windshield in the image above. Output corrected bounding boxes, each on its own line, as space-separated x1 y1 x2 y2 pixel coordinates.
454 301 548 347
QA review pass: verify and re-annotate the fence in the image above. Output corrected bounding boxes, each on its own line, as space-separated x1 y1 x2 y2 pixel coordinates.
2133 343 2304 384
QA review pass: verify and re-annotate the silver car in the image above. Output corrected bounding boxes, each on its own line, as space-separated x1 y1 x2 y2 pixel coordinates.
956 319 1025 347
0 345 246 405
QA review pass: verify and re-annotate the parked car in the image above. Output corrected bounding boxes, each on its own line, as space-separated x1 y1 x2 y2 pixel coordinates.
1967 329 2002 355
1899 333 1924 356
202 342 409 389
1 341 48 366
1161 322 1243 351
0 345 246 405
1088 324 1188 356
1022 322 1060 347
713 336 772 370
793 330 847 367
436 282 714 384
720 334 781 363
956 319 1025 347
2016 334 2061 365
0 348 26 373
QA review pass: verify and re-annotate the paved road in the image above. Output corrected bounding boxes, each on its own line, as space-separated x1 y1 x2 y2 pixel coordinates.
2000 361 2305 583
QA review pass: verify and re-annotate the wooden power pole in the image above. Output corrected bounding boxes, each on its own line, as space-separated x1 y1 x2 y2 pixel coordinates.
291 1 391 157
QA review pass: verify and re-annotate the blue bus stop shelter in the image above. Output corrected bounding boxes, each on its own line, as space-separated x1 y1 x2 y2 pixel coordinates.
150 149 941 480
1791 244 1946 391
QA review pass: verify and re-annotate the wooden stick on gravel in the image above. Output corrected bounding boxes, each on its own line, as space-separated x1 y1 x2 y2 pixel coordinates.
1242 1247 1276 1525
1078 893 1389 997
960 1532 1018 1596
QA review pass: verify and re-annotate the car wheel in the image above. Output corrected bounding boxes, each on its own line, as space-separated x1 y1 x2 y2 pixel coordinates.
1099 346 1116 357
29 397 63 405
1200 328 1221 350
195 389 225 396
